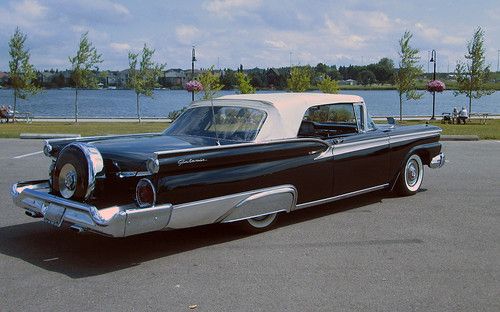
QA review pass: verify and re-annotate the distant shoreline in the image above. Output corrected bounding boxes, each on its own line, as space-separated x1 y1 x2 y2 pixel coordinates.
1 85 498 91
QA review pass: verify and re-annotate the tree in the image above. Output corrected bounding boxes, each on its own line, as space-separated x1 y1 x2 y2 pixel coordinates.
220 69 237 90
454 27 494 113
69 32 102 122
367 58 395 84
127 44 165 122
315 63 329 75
317 75 339 94
358 70 377 85
198 66 223 100
395 31 423 121
287 66 311 92
235 72 255 94
8 27 41 120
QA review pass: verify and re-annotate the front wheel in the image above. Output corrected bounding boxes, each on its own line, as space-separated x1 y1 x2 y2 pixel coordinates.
239 213 278 233
395 154 424 196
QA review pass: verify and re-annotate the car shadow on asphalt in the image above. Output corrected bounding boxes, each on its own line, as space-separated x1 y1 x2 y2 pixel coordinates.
0 191 389 278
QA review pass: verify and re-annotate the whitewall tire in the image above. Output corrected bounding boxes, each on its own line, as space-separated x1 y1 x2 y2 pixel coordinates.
396 154 424 196
240 213 278 232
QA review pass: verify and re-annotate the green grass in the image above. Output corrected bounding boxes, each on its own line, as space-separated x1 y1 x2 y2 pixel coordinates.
339 81 500 91
0 120 498 140
0 122 169 138
386 119 500 140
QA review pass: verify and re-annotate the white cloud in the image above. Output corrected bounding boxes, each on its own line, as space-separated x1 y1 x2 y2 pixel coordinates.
203 0 261 17
265 40 288 49
175 25 201 45
325 18 342 35
70 25 109 44
0 0 48 31
73 0 130 17
414 22 465 47
442 36 465 45
14 0 47 18
345 11 393 32
111 3 130 16
324 17 367 49
415 22 440 41
345 35 366 49
110 42 131 53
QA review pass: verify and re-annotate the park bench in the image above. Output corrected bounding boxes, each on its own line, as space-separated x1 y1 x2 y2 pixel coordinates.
441 113 452 124
468 112 489 124
0 107 32 123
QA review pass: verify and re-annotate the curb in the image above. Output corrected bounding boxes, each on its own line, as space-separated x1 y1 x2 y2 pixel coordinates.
20 133 81 139
440 135 479 141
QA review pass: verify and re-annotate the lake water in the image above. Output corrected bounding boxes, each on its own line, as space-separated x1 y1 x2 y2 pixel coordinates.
0 88 498 118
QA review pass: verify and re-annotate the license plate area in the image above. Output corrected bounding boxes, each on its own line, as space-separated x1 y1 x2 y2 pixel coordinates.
43 204 66 227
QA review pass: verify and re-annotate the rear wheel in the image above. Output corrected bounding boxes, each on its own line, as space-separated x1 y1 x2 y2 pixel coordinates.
395 154 424 196
239 213 278 233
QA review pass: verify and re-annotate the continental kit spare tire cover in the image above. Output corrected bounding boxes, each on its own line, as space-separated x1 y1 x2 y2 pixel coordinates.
52 143 104 201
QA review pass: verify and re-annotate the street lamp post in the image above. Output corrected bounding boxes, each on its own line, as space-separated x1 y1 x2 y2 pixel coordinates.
191 46 196 102
429 50 437 120
497 49 499 73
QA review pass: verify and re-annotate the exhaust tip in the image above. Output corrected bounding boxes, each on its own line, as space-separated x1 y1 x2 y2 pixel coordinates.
69 225 85 233
25 210 42 218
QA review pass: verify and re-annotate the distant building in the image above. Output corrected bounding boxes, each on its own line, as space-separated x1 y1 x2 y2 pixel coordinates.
340 79 357 86
0 71 9 84
116 69 130 87
39 71 56 85
164 69 187 87
100 70 120 87
183 69 202 81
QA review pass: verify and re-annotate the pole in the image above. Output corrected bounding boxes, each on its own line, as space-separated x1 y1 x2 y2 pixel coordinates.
430 50 436 120
427 50 430 75
191 46 196 102
497 49 499 73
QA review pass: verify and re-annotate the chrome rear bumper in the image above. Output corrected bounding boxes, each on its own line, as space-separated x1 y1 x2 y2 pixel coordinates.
429 152 445 169
11 180 172 237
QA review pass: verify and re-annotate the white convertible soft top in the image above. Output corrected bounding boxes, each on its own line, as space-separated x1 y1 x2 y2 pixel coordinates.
190 93 364 141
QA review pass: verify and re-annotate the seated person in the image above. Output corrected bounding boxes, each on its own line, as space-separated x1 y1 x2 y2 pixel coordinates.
452 107 458 124
457 107 468 124
0 105 14 123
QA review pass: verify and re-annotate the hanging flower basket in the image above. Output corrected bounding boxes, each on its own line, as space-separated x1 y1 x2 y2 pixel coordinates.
427 80 446 92
186 80 203 92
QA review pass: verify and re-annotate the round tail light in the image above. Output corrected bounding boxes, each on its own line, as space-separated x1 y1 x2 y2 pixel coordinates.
135 179 156 208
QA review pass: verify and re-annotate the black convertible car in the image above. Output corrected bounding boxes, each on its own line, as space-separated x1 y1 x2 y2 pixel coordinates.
11 93 445 236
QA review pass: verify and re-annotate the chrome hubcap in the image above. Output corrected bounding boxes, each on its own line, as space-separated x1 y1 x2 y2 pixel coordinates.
59 163 77 198
406 160 419 187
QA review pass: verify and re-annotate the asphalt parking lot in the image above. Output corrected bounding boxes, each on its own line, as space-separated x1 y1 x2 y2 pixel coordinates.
0 139 498 311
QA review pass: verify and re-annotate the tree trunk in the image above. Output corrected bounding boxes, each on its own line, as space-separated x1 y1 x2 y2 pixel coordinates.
136 93 141 123
74 88 79 123
399 93 403 122
13 91 17 122
468 95 472 114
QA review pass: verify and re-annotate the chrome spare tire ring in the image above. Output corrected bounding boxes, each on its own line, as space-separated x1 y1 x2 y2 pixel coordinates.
52 143 104 201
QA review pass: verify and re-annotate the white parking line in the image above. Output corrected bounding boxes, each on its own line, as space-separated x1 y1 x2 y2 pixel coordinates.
13 151 43 159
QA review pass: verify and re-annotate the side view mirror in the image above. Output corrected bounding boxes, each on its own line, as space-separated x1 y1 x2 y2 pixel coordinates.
387 117 396 125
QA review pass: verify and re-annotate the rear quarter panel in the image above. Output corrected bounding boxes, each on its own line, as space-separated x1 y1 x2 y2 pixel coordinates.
387 124 442 182
154 139 333 205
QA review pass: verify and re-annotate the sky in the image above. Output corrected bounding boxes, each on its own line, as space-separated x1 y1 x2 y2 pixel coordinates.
0 0 498 72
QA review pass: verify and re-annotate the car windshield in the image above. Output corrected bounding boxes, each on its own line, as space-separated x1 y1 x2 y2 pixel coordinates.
164 106 267 142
